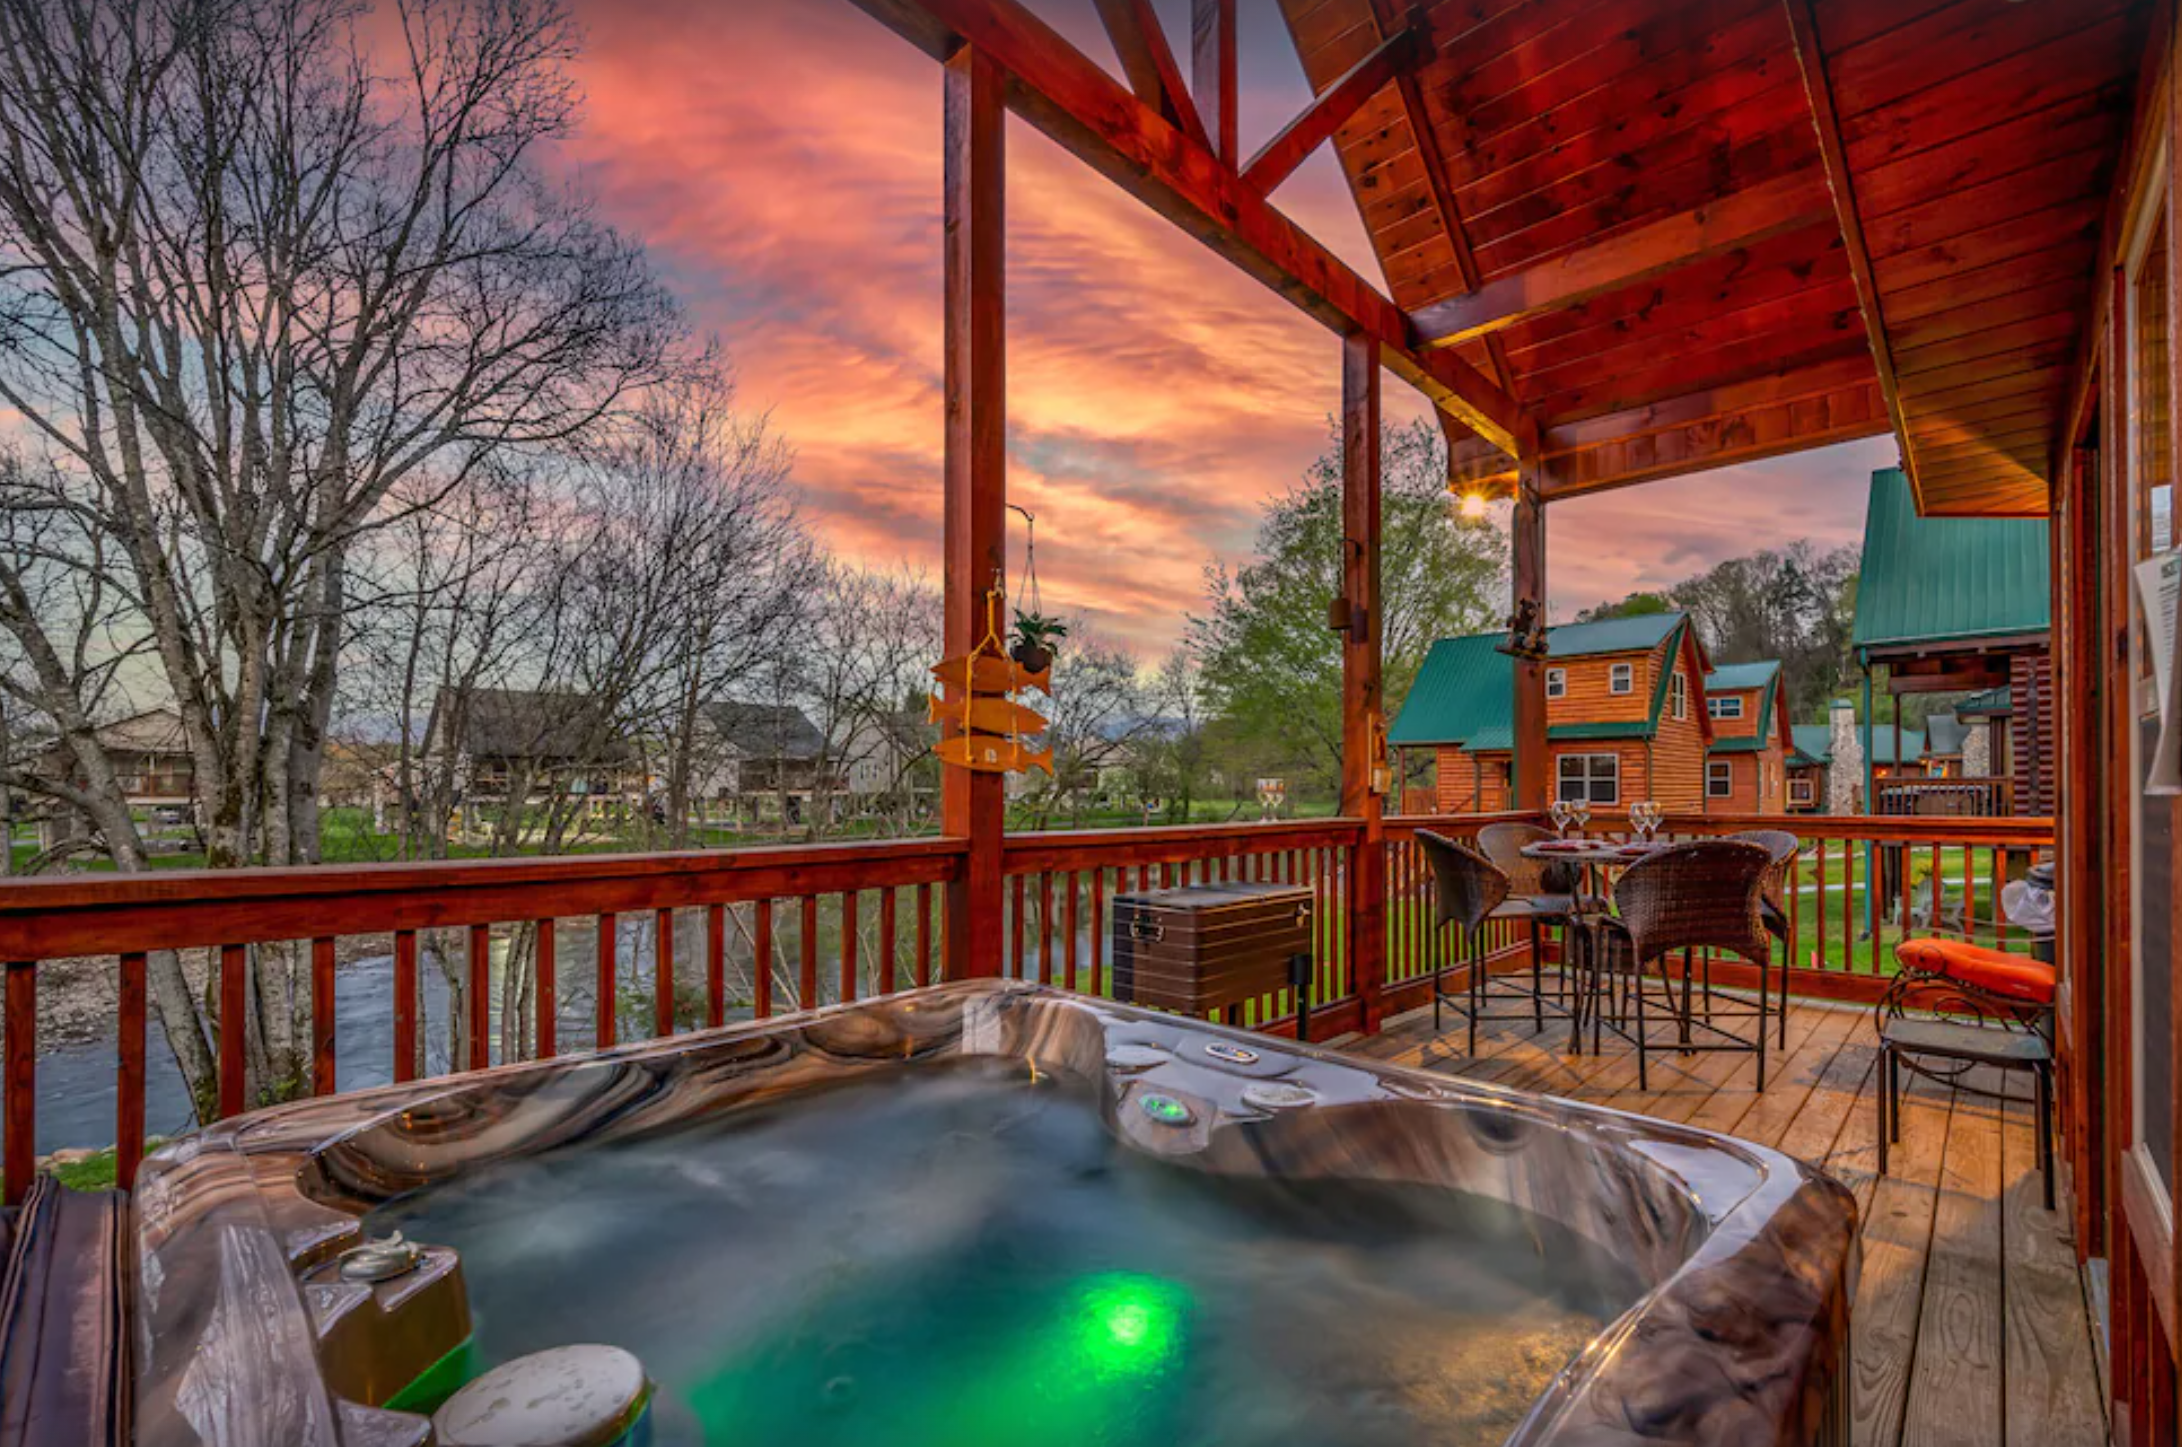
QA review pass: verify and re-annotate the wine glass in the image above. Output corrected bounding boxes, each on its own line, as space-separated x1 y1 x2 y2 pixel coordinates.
1548 800 1573 838
1569 799 1592 835
1631 800 1658 842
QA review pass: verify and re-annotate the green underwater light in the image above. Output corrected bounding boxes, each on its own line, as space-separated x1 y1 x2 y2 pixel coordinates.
682 1269 1195 1446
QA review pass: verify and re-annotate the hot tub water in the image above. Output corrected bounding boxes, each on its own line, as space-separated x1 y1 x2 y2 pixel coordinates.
375 1059 1642 1447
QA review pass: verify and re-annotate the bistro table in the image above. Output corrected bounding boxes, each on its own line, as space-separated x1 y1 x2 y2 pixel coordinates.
1519 836 1668 1048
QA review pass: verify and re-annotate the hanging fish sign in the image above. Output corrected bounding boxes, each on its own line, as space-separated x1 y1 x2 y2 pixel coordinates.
926 583 1057 778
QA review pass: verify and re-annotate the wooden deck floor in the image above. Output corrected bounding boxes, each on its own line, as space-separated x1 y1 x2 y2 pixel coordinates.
1348 990 2109 1447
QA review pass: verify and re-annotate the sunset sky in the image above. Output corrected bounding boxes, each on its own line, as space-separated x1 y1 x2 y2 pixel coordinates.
554 0 1898 654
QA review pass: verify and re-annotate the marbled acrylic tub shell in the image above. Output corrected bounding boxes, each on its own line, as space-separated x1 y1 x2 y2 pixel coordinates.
131 981 1857 1447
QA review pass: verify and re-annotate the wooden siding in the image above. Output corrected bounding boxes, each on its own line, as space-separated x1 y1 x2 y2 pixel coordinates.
1706 745 1792 813
1709 687 1765 738
1546 646 1657 727
1434 746 1513 813
2010 648 2056 817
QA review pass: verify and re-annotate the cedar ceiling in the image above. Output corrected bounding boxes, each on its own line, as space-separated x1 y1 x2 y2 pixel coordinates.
1279 0 2148 516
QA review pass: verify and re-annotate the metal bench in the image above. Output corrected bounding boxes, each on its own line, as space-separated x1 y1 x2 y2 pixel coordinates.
1878 1015 2054 1210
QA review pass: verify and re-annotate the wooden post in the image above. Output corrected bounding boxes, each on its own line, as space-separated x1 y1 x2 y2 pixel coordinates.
1511 466 1548 810
1340 331 1388 1029
942 43 1007 980
2057 446 2104 1249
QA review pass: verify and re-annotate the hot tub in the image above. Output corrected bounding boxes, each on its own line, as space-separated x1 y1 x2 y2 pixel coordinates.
132 981 1856 1447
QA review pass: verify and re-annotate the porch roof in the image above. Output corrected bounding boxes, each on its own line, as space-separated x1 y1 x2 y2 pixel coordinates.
1278 0 2146 513
1391 616 1696 747
1851 468 2052 654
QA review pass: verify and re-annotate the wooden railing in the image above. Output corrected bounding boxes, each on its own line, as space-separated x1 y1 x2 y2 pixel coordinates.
0 838 964 1198
0 809 2053 1202
1875 775 2014 817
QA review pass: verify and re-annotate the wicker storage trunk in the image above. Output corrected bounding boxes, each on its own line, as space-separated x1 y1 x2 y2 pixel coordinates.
1108 882 1313 1017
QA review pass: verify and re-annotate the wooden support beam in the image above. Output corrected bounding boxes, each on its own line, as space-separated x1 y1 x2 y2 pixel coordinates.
1243 25 1417 196
1780 0 1920 502
1537 380 1890 500
942 43 1006 981
1511 470 1548 811
849 0 1526 455
1094 0 1208 151
1190 0 1235 166
1409 168 1836 348
1362 0 1517 393
1341 332 1388 1029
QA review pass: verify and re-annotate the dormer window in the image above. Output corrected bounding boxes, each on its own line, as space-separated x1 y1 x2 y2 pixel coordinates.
1670 673 1688 720
1546 668 1566 699
1709 695 1745 720
1609 662 1633 695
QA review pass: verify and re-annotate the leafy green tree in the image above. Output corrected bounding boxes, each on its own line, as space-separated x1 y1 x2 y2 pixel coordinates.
1191 419 1505 791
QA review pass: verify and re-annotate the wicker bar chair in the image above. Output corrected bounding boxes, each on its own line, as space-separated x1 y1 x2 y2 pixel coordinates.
1476 821 1596 1039
1416 830 1582 1056
1733 828 1802 1049
1593 839 1775 1091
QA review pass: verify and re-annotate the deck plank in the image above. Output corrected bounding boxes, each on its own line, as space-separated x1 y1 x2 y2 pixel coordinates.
1901 1074 2005 1447
1349 996 2106 1447
1999 1077 2107 1447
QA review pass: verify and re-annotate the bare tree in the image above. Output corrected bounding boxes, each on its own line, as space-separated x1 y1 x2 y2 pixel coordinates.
0 0 682 1110
789 563 940 837
1008 622 1148 830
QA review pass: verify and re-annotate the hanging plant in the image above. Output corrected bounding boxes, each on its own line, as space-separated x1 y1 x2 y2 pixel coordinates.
1010 609 1068 674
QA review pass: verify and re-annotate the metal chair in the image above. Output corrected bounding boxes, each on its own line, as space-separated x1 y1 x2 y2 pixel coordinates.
1592 839 1775 1091
1733 828 1801 1049
1416 830 1580 1055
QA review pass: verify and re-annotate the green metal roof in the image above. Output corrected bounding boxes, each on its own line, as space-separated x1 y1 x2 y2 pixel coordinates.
1388 634 1512 747
1957 684 2013 716
1708 736 1770 754
1851 468 2050 653
1790 724 1832 766
1867 728 1925 765
1704 661 1780 692
1390 617 1693 748
1544 612 1685 658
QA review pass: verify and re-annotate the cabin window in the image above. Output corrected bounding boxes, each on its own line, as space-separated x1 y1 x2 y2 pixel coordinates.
1670 673 1687 720
1789 775 1814 807
1545 668 1566 699
1708 696 1744 720
1556 753 1618 805
1609 662 1633 695
1707 760 1732 799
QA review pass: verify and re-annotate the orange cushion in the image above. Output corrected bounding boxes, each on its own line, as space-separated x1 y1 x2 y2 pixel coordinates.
1894 938 2056 1006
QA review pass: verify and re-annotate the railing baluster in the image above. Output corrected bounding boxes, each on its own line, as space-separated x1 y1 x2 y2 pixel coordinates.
1010 873 1026 980
119 951 147 1189
1038 872 1053 986
1816 840 1827 971
1064 871 1079 991
468 923 492 1069
841 891 860 1003
879 887 897 995
596 913 618 1049
536 919 557 1058
915 883 933 987
1964 843 1977 941
800 895 820 1008
656 907 677 1038
707 904 726 1028
4 960 32 1205
1090 868 1105 997
310 937 335 1094
1841 842 1853 974
219 943 247 1117
754 899 775 1018
1992 845 2007 946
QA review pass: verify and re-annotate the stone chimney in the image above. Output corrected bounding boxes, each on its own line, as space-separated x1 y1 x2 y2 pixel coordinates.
1827 698 1862 815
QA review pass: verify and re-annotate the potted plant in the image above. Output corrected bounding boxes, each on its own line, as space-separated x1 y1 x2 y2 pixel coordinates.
1010 609 1068 674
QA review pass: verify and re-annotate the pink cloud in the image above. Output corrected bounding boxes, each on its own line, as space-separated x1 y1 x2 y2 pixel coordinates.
555 0 1887 652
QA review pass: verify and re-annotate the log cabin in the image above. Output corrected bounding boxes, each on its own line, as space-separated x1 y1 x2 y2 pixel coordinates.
1702 660 1795 812
1391 612 1722 813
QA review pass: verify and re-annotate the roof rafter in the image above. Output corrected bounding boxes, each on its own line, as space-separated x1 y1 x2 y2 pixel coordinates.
1408 168 1837 348
1190 0 1237 166
1243 23 1419 195
848 0 1528 455
1093 0 1209 151
1779 0 1919 502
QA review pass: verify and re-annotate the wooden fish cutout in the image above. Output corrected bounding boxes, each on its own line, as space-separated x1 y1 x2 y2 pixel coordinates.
934 733 1054 775
926 692 1047 736
929 653 1051 696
